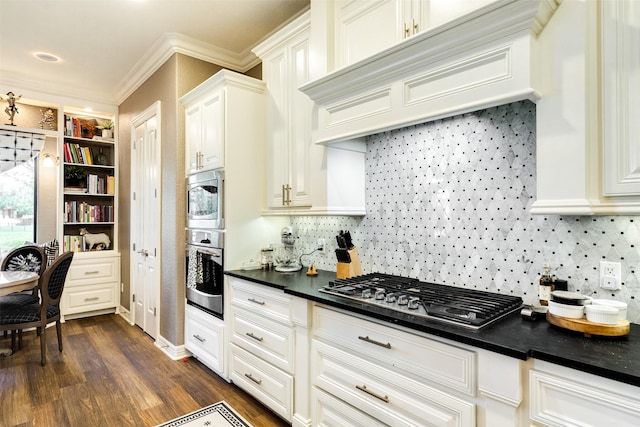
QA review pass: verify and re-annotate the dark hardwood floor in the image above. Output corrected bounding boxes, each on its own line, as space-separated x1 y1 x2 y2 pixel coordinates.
0 314 290 427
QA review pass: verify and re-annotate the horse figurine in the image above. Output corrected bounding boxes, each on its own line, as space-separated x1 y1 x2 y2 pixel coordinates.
79 228 111 251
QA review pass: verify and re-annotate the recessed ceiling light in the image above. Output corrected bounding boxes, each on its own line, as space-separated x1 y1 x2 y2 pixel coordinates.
34 52 61 62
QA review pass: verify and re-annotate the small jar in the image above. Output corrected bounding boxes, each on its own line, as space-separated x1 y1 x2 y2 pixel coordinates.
260 247 274 270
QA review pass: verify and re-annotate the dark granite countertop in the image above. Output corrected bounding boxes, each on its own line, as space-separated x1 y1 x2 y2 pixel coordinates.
225 268 640 388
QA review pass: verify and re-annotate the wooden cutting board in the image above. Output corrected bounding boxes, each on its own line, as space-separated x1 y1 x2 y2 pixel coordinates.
547 312 630 337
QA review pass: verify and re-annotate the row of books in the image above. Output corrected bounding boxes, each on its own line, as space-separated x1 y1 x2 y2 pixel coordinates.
64 201 114 223
87 174 115 195
63 234 111 252
64 175 115 195
64 142 110 166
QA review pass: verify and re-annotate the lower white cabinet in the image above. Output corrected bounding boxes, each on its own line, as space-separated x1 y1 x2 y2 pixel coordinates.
184 303 225 376
529 360 640 427
229 344 294 421
312 386 387 427
61 253 120 319
311 306 476 427
227 277 311 425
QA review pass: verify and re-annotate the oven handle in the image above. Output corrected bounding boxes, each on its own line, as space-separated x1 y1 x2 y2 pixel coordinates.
186 245 222 263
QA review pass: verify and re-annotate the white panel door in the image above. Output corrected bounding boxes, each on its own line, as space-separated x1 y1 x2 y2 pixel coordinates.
131 101 161 339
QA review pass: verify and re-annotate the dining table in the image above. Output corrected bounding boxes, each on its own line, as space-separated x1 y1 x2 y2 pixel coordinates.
0 270 39 356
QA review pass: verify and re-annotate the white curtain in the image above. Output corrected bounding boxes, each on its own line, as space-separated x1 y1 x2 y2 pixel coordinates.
0 130 45 173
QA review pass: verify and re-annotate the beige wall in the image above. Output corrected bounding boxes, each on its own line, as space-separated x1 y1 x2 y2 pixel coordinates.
118 54 225 345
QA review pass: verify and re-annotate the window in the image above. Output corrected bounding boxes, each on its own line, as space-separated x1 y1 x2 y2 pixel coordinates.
0 157 37 255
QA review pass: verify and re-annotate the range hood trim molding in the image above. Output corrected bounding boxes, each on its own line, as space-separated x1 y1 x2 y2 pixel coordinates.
300 0 561 145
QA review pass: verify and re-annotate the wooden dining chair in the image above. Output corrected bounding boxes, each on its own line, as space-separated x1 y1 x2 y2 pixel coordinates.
0 251 73 365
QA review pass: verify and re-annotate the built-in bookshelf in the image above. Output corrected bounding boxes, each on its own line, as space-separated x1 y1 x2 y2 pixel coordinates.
61 114 117 253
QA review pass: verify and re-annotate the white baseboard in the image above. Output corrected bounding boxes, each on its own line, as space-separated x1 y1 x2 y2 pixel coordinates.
118 306 133 324
156 334 191 361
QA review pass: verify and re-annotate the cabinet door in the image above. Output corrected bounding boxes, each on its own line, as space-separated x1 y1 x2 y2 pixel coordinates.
200 89 225 171
602 0 640 196
287 31 312 208
335 0 405 69
185 102 202 175
264 50 290 208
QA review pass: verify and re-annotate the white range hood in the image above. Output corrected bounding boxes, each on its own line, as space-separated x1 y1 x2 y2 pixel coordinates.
300 0 561 146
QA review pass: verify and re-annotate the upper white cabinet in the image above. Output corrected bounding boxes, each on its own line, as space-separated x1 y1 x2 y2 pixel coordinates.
184 83 225 175
255 12 313 209
334 0 495 69
255 10 367 215
533 0 640 214
601 0 640 197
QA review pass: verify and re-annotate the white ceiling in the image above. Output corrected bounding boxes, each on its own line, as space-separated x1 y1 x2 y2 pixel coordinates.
0 0 309 106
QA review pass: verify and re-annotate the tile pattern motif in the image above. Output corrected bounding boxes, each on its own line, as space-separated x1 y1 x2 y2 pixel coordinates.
292 101 640 323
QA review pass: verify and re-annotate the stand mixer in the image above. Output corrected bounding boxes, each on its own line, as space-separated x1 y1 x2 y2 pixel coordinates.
274 226 302 272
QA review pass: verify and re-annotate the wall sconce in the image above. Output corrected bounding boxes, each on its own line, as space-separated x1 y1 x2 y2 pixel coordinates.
42 153 59 167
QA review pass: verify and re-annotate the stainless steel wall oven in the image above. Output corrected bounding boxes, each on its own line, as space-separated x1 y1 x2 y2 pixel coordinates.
185 228 224 319
187 170 224 230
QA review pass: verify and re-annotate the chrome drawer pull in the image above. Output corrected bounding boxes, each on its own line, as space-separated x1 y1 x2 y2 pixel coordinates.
248 298 265 305
246 332 264 342
356 385 389 403
84 297 99 302
245 373 262 385
358 335 392 349
193 334 205 342
84 271 100 275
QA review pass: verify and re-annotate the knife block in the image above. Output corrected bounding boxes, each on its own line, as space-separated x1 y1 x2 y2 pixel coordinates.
336 248 363 279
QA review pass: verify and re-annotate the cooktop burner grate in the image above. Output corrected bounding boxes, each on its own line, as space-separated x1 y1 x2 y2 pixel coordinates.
320 273 522 329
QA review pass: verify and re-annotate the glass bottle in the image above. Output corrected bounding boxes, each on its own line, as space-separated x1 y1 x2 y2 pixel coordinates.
538 263 554 306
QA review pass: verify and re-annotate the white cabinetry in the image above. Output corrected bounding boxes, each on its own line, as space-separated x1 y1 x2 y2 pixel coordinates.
184 303 224 376
184 85 224 175
61 253 120 319
254 10 367 216
312 306 476 426
334 0 494 69
254 12 312 210
228 277 311 425
533 0 640 214
529 359 640 426
601 0 640 197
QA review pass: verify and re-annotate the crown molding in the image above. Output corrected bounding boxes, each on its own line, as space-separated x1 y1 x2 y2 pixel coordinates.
115 32 260 104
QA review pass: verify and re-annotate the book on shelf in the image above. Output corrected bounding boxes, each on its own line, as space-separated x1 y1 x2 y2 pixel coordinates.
64 186 87 194
63 234 86 252
106 176 115 195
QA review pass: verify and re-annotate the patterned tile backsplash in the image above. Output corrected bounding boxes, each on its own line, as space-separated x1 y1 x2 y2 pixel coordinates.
291 100 640 324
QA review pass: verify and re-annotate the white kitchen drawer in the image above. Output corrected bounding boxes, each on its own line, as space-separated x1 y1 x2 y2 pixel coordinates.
228 277 294 324
65 256 119 287
312 386 387 427
530 362 640 427
229 343 293 422
314 305 476 395
312 339 475 427
230 306 295 374
62 283 117 314
185 304 224 375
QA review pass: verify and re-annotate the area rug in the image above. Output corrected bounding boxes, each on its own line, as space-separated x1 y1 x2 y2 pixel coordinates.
156 401 253 427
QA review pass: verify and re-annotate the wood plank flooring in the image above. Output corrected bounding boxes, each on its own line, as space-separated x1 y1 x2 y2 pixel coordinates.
0 314 290 427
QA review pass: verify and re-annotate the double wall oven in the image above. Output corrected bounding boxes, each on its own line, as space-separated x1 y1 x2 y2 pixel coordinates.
186 170 224 319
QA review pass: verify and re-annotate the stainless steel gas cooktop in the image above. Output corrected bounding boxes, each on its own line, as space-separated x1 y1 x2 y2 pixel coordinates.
319 273 523 329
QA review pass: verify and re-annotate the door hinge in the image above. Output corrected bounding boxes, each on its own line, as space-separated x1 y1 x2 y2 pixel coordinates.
132 294 135 303
155 188 158 198
154 307 157 316
133 243 136 251
154 248 157 257
133 191 136 201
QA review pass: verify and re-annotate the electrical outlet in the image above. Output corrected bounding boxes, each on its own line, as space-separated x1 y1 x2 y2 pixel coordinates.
600 261 622 290
317 238 326 252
